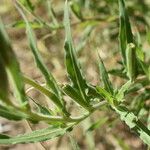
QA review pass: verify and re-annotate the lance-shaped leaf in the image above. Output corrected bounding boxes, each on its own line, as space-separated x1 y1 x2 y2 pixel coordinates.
0 126 69 144
119 0 133 65
16 5 69 115
8 20 43 29
115 80 131 102
126 43 136 81
98 54 114 95
64 0 89 104
0 18 28 106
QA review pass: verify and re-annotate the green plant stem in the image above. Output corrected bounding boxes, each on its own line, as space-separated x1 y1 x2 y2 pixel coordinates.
6 100 88 123
23 76 107 123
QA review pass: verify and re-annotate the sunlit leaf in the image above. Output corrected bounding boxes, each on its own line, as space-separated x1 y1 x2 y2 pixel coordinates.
16 5 69 116
64 0 89 105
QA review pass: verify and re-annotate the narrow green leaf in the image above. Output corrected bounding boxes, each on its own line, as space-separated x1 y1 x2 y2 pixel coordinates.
126 43 136 81
0 18 28 106
64 0 89 104
0 126 68 144
23 76 66 112
119 0 133 65
98 54 114 94
7 20 43 29
115 80 131 102
16 5 68 115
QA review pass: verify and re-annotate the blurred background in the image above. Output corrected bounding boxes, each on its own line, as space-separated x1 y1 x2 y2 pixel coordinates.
0 0 150 149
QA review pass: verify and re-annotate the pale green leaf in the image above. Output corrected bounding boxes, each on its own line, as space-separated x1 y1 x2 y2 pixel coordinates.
0 126 68 144
116 80 131 102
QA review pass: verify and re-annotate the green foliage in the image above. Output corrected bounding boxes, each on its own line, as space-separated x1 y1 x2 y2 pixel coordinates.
98 54 114 95
0 126 69 144
64 1 90 107
0 18 28 107
0 0 149 147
